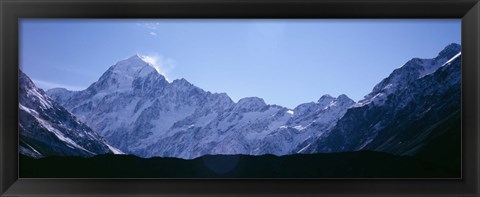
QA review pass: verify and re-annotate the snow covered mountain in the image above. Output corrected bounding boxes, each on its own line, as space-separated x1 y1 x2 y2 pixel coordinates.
47 55 354 159
297 43 461 156
19 71 122 158
45 43 461 159
252 94 354 156
355 43 461 107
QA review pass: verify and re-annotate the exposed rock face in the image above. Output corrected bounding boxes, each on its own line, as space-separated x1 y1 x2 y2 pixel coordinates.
19 71 118 158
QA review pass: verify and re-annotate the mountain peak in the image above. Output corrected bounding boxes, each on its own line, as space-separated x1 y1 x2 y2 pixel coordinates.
437 43 461 60
91 55 165 93
238 97 266 105
236 97 267 111
318 94 334 101
128 54 143 60
317 94 335 107
357 43 461 108
336 94 355 105
171 78 194 89
172 78 189 84
337 94 351 101
19 70 36 90
111 55 158 76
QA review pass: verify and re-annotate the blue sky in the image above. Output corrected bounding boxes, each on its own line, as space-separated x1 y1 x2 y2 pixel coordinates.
20 19 460 109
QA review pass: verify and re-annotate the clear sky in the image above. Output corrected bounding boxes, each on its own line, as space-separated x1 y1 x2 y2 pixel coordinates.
20 19 461 109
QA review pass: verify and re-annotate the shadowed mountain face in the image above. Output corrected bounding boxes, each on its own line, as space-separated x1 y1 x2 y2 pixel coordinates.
19 71 119 158
296 44 461 158
39 43 461 161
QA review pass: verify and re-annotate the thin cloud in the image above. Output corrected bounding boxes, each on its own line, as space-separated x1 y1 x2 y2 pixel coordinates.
31 79 86 91
137 22 161 37
137 22 161 30
139 54 176 81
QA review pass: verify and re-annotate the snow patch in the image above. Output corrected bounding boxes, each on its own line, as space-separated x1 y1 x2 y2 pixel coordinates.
357 138 374 150
442 52 461 67
22 104 95 155
293 125 305 130
26 88 53 109
106 143 125 154
297 143 311 153
19 104 39 116
24 142 42 155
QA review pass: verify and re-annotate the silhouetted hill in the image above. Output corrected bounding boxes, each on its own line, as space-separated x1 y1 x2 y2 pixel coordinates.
20 150 458 178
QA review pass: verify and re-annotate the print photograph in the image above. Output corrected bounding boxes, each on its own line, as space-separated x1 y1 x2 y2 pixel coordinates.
18 19 461 178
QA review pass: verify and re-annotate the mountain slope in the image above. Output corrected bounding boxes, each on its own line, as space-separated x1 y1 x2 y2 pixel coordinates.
355 43 461 107
19 71 119 158
298 44 461 156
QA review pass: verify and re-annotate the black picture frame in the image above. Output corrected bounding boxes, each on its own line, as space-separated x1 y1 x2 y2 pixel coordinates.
1 0 479 196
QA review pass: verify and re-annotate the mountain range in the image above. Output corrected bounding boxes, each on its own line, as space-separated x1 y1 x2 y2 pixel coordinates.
20 43 461 160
